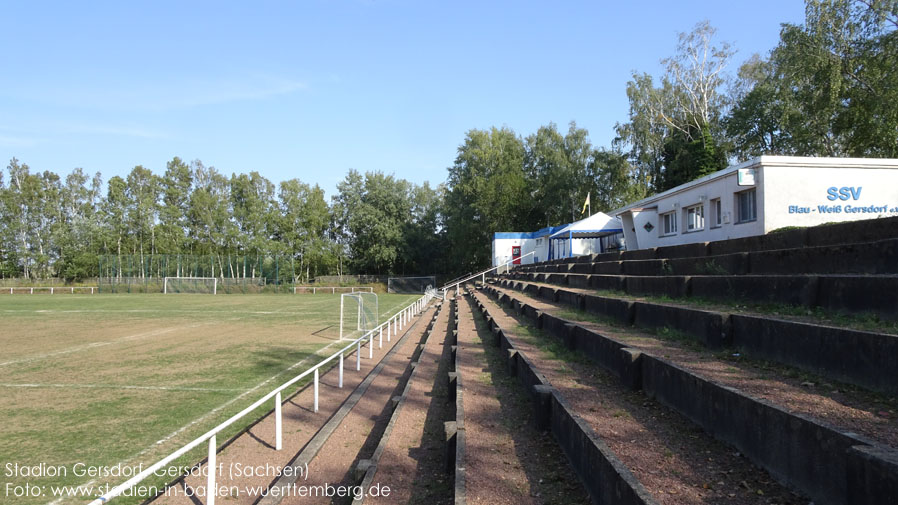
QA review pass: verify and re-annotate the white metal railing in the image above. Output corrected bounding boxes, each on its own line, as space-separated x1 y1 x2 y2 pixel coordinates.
87 291 434 505
3 286 98 294
440 251 535 295
292 286 374 294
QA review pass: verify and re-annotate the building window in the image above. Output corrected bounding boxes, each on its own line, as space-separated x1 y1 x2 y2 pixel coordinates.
736 189 757 223
536 238 542 245
661 211 678 235
685 204 704 231
712 198 722 227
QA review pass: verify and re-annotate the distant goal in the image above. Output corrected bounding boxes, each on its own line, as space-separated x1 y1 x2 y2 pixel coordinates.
339 292 378 340
163 277 218 294
388 276 436 294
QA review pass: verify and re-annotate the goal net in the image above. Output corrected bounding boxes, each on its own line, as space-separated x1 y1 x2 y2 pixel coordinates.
163 277 218 294
340 292 378 340
388 276 436 294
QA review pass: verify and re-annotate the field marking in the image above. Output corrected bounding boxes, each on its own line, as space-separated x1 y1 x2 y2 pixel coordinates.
0 383 251 392
43 295 418 505
45 338 343 505
0 322 214 367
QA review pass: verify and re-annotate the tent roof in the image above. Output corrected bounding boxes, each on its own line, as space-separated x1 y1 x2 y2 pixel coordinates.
549 212 623 239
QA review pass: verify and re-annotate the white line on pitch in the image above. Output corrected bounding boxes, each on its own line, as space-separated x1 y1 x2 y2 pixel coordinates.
45 296 421 505
46 339 343 505
0 322 213 367
0 383 251 392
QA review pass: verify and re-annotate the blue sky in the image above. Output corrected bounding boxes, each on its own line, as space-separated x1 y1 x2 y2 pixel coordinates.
1 1 806 196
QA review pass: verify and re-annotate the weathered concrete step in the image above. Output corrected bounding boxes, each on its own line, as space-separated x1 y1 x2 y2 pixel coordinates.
517 237 898 277
519 215 898 268
269 304 437 505
476 285 898 505
470 290 658 505
453 289 589 504
497 277 898 396
445 294 465 505
356 296 454 505
506 271 898 319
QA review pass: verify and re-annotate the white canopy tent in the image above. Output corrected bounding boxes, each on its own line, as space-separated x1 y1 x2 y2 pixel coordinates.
548 212 623 259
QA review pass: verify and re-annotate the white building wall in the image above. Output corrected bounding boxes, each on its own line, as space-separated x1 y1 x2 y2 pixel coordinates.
761 163 898 231
492 235 550 266
612 156 898 251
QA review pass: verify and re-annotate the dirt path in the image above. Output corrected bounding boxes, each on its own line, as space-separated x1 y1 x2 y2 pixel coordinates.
280 305 438 505
365 295 454 505
456 290 589 505
491 282 898 448
152 316 420 505
472 289 805 505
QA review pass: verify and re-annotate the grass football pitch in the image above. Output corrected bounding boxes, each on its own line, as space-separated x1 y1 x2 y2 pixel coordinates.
0 292 419 504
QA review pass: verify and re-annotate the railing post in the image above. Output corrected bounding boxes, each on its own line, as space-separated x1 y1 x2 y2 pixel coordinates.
356 341 361 370
379 327 383 348
393 316 397 336
207 435 217 505
275 392 282 450
387 319 391 342
313 368 319 413
369 333 373 359
339 353 344 387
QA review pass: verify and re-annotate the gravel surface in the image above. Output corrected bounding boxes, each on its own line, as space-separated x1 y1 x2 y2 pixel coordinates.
457 291 590 505
365 298 453 505
493 282 898 449
473 289 807 505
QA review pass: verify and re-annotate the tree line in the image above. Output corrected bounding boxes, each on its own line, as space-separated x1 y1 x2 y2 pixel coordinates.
2 0 895 281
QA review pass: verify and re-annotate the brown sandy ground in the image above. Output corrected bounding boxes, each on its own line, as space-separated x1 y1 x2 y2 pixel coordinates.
457 290 590 505
473 289 807 505
281 305 439 505
364 296 454 505
492 283 898 448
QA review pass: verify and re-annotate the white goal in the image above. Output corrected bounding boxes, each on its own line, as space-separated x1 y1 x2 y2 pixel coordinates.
339 292 378 340
163 277 218 294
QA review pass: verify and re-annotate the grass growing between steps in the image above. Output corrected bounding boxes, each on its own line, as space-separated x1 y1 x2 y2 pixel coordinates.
510 324 591 368
469 305 591 505
584 288 898 335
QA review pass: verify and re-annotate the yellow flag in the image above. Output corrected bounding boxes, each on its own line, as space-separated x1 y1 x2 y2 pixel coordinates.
581 192 590 215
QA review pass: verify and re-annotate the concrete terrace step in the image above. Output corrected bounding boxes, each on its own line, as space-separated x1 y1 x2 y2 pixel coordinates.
533 215 898 267
274 303 439 505
516 237 898 277
473 286 898 505
451 288 589 504
505 270 898 319
358 295 455 505
470 289 812 505
493 277 898 396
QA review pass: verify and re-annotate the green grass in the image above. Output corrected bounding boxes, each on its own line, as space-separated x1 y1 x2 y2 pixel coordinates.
0 292 418 505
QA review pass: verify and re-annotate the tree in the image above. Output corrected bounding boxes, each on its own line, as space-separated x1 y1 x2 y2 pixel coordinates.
525 122 593 225
617 21 734 192
585 149 645 212
157 157 192 253
124 166 160 275
726 0 898 158
277 179 332 282
444 127 531 274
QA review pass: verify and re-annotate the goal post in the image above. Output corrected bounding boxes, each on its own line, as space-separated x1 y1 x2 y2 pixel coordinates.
339 292 379 340
163 277 218 295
